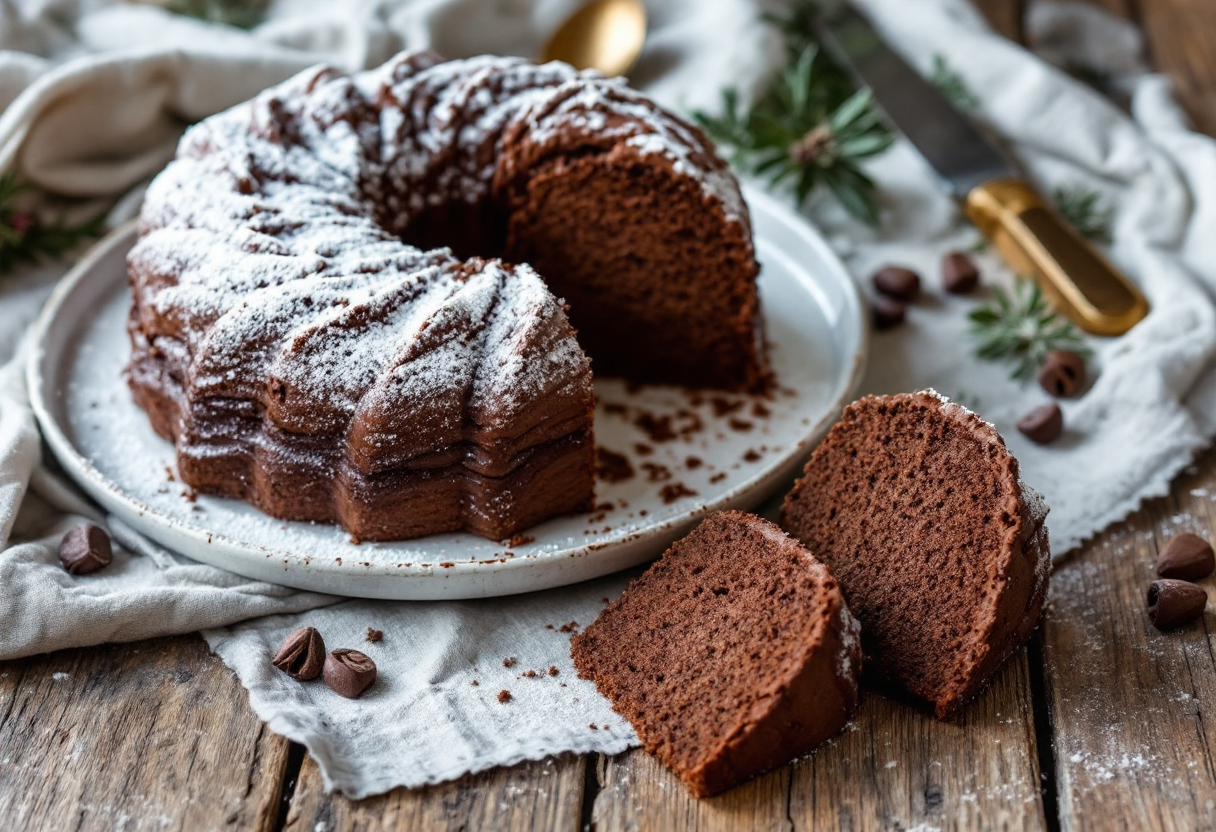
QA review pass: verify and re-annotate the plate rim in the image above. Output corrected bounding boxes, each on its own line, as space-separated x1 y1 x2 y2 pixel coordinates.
26 185 869 596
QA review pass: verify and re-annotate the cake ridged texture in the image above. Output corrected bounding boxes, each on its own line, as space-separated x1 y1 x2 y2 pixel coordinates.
572 511 862 798
780 391 1051 719
128 52 763 541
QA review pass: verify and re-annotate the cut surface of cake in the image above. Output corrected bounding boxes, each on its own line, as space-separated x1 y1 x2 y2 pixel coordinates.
571 511 861 797
127 51 764 542
780 391 1050 719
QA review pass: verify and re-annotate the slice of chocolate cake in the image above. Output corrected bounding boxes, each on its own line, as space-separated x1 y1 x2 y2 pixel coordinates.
571 511 861 798
780 391 1050 719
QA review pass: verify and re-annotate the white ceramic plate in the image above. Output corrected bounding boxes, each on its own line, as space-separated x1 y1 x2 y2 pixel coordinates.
27 185 867 600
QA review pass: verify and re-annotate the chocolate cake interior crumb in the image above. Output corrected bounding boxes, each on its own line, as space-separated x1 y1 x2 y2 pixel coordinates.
498 690 512 703
503 657 517 668
365 628 383 643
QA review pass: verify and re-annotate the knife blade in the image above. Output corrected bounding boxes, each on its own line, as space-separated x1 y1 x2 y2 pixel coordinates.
811 5 1148 336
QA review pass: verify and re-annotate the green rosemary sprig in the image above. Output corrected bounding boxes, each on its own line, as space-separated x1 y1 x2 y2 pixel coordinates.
165 0 270 29
0 173 106 275
692 6 894 226
930 55 980 111
1053 184 1114 245
968 280 1091 382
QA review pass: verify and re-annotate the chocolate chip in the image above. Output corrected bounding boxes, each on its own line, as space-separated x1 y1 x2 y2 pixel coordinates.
272 627 325 681
58 523 112 575
1146 579 1207 630
1038 350 1087 398
324 649 376 698
1017 403 1063 444
872 294 906 330
872 266 920 301
941 252 980 294
1156 533 1216 581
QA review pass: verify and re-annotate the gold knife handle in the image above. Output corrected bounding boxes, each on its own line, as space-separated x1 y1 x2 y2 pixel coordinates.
963 178 1149 336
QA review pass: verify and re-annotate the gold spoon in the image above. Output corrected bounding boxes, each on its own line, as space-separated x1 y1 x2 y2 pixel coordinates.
539 0 647 78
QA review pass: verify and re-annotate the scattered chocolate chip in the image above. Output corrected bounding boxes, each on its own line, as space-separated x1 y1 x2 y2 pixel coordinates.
1038 350 1087 398
872 266 921 301
1156 533 1216 581
324 649 377 698
942 252 980 293
498 689 512 703
272 627 325 681
1146 579 1207 630
872 294 906 330
1017 403 1063 444
58 524 113 575
365 627 383 643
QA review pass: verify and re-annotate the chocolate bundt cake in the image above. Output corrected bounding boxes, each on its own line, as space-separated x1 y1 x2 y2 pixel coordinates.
780 391 1050 719
572 511 862 798
128 52 763 541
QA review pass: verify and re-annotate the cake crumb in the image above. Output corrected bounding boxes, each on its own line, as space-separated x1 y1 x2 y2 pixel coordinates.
743 449 762 463
635 412 676 442
523 669 538 678
165 466 176 482
596 448 635 483
752 401 772 418
559 621 581 633
498 690 512 703
603 402 628 416
633 443 654 457
685 456 704 469
549 666 559 676
365 628 383 643
503 657 517 668
589 723 598 730
709 472 727 484
641 462 672 482
728 417 754 432
711 396 744 417
471 680 479 686
502 533 535 548
661 483 698 504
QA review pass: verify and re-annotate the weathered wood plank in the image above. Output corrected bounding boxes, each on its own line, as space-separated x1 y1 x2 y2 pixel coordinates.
1136 0 1216 135
791 651 1046 831
283 751 586 832
590 748 793 832
1042 449 1216 831
589 651 1045 832
0 635 290 832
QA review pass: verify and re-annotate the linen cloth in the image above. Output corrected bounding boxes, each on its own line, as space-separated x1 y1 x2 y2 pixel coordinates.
2 0 1216 797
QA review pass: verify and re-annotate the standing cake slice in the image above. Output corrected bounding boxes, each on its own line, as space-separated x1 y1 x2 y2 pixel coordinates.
571 511 861 798
781 391 1051 719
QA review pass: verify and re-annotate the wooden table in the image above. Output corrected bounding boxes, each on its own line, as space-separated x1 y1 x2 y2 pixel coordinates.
3 2 1215 829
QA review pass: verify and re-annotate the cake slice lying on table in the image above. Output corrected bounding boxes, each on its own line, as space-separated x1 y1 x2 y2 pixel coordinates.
571 511 862 798
781 391 1051 719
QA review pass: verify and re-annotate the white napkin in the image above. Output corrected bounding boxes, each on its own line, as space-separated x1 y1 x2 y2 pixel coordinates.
3 0 1216 798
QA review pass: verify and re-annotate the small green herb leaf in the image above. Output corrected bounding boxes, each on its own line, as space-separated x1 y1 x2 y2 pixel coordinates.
968 280 1091 382
0 173 106 275
1053 183 1114 245
930 54 981 111
692 3 894 226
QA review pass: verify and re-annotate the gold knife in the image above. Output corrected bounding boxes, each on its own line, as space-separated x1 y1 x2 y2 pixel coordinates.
813 6 1148 336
